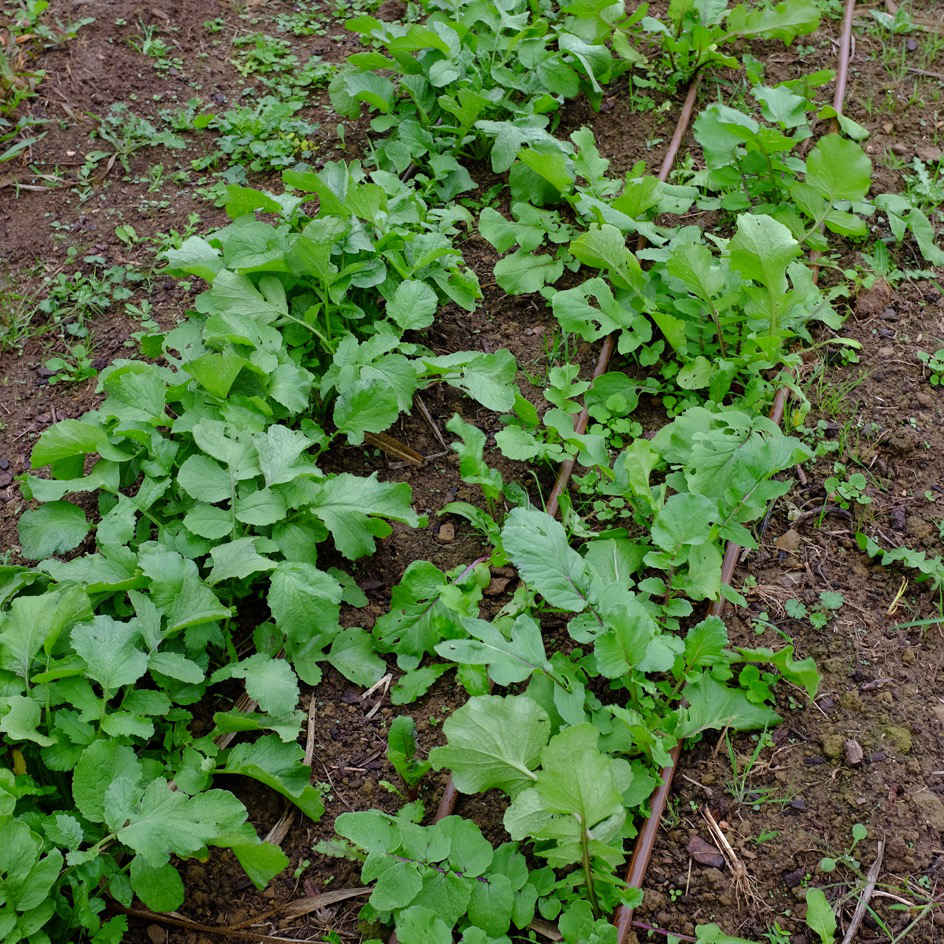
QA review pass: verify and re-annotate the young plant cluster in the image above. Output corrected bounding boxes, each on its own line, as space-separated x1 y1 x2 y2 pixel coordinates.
4 0 942 942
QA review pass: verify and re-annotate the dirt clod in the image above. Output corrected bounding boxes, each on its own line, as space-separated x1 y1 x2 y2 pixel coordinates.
844 739 864 766
437 522 455 542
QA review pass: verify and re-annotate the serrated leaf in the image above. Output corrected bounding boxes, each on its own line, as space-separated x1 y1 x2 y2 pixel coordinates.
429 694 548 797
18 502 90 560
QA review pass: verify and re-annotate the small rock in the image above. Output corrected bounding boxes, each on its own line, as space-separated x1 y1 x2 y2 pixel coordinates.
917 145 943 164
0 472 11 488
882 724 912 754
880 306 899 321
687 835 724 868
902 647 916 665
906 515 935 542
783 868 805 888
844 738 864 766
0 459 8 470
146 927 167 944
775 529 802 552
821 733 845 759
790 796 807 811
868 750 887 763
932 704 944 728
916 390 934 408
483 576 510 597
437 522 455 542
912 790 944 830
906 37 918 52
891 506 907 531
892 142 909 156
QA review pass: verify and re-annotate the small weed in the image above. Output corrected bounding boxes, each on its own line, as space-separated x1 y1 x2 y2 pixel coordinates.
824 462 872 511
129 22 183 73
917 348 944 385
43 342 96 384
90 103 186 175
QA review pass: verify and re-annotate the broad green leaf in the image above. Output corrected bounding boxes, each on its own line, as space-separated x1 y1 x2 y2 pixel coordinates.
18 502 89 560
31 418 129 467
0 695 54 746
676 675 780 739
207 537 277 585
805 888 837 944
724 0 819 42
114 780 247 867
231 841 290 890
215 654 299 717
805 134 871 202
729 213 800 300
435 615 551 686
177 454 231 504
72 616 148 693
502 508 591 611
73 740 141 823
268 562 342 650
307 473 420 560
221 735 324 820
494 250 563 295
130 858 185 912
387 279 437 330
429 694 549 797
327 628 386 687
570 224 645 294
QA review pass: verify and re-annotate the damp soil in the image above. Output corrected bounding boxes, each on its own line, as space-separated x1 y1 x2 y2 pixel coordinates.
1 1 944 942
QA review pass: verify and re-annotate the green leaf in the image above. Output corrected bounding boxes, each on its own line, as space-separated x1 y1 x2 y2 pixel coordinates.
518 148 574 194
805 134 871 203
805 888 837 944
130 858 185 912
570 224 645 294
676 675 780 739
327 628 386 687
387 279 438 330
504 724 629 869
436 615 551 686
72 616 148 693
73 740 141 823
268 562 342 653
177 454 231 503
494 250 563 295
216 654 299 717
729 213 800 300
207 537 277 585
502 508 591 611
724 0 820 42
0 695 55 746
18 502 90 560
395 905 453 944
387 715 431 789
221 735 324 820
429 694 549 797
113 780 247 867
307 473 420 560
231 842 290 890
31 419 129 467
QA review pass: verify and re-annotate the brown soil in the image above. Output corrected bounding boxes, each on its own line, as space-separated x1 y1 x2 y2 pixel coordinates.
2 1 944 943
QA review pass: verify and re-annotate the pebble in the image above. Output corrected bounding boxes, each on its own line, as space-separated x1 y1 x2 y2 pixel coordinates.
916 391 934 408
437 522 455 542
775 528 802 552
146 927 167 944
844 738 864 766
880 306 899 321
789 796 807 811
0 459 8 470
687 835 724 868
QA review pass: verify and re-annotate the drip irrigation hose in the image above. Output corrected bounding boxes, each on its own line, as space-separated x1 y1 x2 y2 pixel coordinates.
613 4 856 932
